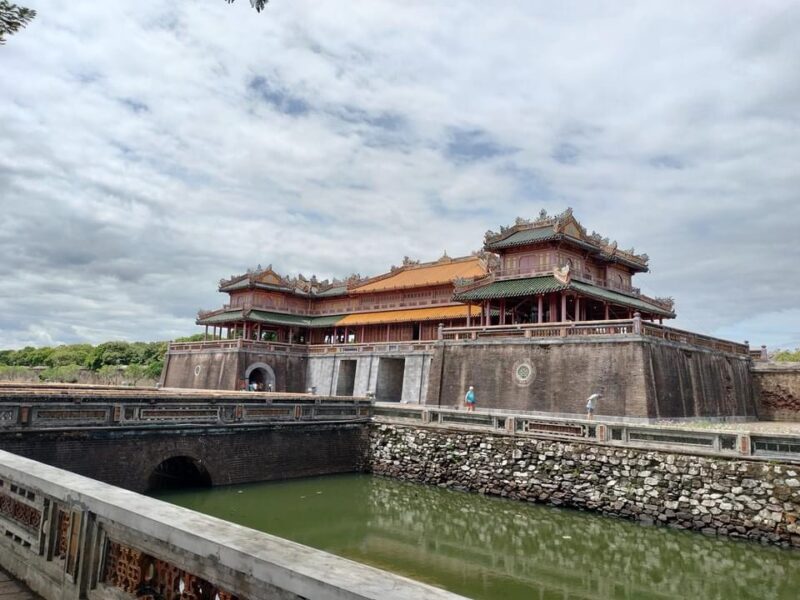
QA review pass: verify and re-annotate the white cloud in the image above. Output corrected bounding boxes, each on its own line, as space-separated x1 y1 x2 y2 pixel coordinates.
1 0 798 349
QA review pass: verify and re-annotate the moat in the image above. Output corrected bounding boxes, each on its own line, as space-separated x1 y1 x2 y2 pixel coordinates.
154 474 800 600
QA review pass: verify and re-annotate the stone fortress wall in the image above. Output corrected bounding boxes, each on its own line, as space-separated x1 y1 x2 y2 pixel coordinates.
163 333 761 420
753 362 800 421
426 336 756 419
369 423 800 547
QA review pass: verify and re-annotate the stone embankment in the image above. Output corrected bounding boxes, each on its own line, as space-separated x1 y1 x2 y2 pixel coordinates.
369 424 800 547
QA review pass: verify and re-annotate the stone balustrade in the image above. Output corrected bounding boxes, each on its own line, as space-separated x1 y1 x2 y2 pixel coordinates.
372 403 800 463
0 449 465 600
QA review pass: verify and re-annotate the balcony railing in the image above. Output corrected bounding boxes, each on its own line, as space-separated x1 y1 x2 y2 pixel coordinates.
439 318 750 356
491 264 642 296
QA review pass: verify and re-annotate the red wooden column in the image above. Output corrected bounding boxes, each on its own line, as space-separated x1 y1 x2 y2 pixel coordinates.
500 299 506 325
466 304 472 327
576 296 581 322
604 303 610 320
537 295 544 323
549 294 558 323
561 293 567 322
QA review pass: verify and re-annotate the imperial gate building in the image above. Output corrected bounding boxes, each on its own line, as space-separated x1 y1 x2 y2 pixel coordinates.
162 209 756 419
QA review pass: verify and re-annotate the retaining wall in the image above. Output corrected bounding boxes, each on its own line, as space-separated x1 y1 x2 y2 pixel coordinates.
369 423 800 547
753 363 800 421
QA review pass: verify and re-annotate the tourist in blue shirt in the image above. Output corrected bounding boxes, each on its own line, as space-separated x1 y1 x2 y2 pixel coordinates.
464 386 476 412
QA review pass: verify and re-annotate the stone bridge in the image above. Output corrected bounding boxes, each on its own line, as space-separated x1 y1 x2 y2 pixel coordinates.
0 383 370 493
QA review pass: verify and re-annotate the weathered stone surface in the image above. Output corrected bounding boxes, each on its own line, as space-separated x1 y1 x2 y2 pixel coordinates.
0 422 368 493
753 363 800 421
368 423 800 547
425 338 755 418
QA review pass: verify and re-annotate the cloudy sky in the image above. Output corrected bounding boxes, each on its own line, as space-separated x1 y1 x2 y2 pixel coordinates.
1 0 799 350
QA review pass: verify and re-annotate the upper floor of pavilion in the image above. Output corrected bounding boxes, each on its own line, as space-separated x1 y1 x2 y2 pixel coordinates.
195 208 675 337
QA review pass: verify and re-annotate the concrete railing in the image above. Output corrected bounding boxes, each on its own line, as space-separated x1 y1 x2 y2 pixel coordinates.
169 338 308 353
0 387 371 430
372 404 800 463
0 450 465 600
440 317 750 356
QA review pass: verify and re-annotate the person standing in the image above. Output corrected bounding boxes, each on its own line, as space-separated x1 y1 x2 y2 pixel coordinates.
585 392 602 419
464 386 476 412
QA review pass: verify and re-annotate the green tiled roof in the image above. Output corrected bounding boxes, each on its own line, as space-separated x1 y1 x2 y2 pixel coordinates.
485 226 557 250
315 285 348 297
569 281 674 317
454 276 674 317
197 310 244 324
219 279 251 292
454 276 567 301
308 314 347 327
197 309 348 328
248 310 314 327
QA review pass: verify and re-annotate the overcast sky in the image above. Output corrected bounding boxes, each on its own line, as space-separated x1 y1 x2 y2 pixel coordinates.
1 1 799 350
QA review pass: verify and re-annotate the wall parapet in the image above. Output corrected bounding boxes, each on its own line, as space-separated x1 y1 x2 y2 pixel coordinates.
0 449 465 600
373 403 800 463
439 318 750 357
0 384 371 430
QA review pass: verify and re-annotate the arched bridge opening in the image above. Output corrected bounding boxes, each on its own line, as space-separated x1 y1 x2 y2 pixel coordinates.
147 456 212 492
245 362 276 391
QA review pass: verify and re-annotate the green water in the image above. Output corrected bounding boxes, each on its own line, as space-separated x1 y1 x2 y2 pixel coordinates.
153 474 800 600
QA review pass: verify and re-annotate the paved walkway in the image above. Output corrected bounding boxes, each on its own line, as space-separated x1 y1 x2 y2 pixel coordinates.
0 568 42 600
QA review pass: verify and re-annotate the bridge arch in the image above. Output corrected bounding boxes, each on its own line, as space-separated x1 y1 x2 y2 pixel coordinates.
146 455 212 492
245 362 276 391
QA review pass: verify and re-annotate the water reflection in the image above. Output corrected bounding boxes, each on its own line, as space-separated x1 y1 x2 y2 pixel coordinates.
155 474 800 600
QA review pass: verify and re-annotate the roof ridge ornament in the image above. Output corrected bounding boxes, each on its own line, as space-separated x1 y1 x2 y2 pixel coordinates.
553 264 572 285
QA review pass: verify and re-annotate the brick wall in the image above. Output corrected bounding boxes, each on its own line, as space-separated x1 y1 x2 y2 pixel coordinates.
426 339 649 416
753 364 800 421
425 338 757 419
162 349 307 391
0 423 368 493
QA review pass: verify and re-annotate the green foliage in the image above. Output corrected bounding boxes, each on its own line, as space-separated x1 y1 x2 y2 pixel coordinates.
0 365 34 380
774 349 800 362
40 364 82 384
47 344 94 367
0 1 37 44
0 335 202 384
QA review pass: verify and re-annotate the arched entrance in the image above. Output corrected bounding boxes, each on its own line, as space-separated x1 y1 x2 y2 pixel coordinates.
147 456 212 491
245 362 276 391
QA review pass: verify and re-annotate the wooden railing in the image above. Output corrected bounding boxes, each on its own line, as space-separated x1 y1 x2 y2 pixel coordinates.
440 317 750 356
490 265 643 296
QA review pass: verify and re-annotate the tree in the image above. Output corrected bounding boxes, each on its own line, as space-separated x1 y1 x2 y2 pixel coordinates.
0 1 36 44
225 0 269 13
774 349 800 362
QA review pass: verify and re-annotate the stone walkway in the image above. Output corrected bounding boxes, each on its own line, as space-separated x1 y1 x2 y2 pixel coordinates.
0 568 42 600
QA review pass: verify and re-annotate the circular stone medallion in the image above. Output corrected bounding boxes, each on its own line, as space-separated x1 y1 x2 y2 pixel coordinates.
513 360 535 386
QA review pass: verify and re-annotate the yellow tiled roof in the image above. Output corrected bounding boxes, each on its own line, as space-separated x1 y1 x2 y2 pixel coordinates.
350 257 487 294
337 304 481 326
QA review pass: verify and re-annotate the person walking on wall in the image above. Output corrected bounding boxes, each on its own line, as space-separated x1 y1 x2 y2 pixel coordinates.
465 386 476 412
586 392 602 420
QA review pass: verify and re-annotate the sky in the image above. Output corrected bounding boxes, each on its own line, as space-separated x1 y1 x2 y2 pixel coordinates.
1 0 799 350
